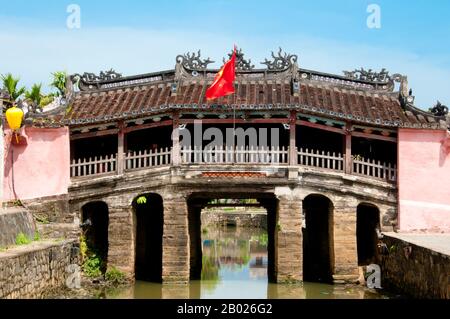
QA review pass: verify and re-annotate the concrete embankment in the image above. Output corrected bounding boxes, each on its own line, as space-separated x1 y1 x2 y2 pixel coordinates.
381 233 450 299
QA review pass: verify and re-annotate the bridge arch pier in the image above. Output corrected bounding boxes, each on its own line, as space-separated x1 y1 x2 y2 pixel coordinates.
68 169 397 285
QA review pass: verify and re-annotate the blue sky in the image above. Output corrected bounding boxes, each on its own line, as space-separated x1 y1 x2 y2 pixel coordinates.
0 0 449 109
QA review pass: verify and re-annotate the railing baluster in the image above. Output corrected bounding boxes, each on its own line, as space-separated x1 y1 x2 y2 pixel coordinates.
165 147 169 165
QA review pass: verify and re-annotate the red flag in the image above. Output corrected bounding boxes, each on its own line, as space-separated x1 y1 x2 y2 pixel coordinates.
206 48 236 100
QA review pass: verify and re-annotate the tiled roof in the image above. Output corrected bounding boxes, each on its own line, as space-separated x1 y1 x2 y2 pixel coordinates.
30 49 447 130
52 76 442 129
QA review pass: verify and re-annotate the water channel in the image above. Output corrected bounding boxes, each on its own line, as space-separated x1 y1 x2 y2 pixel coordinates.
99 226 399 299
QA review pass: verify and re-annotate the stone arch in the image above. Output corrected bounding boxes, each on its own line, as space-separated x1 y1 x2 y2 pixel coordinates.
356 202 381 265
81 201 109 274
302 194 334 283
132 193 164 282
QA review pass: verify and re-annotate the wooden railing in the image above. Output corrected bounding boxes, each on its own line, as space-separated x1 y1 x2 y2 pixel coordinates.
70 147 397 182
125 147 171 170
352 157 397 182
70 154 117 177
181 146 289 164
297 148 344 171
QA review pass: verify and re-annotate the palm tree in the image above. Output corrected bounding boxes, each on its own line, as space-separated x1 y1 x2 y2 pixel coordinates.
25 83 43 110
51 71 67 97
1 73 26 106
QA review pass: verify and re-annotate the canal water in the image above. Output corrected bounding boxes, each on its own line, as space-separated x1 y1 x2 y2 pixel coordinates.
101 226 398 299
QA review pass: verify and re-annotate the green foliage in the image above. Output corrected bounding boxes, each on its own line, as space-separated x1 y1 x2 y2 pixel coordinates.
35 213 50 224
40 94 55 108
25 83 43 108
352 154 363 161
1 73 26 104
83 253 103 278
276 222 282 231
255 233 268 247
34 231 41 241
202 228 209 234
80 235 88 260
105 267 126 284
51 71 67 97
136 196 147 205
15 232 32 245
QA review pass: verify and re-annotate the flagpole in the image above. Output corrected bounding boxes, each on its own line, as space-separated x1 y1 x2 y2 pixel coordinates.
233 89 236 164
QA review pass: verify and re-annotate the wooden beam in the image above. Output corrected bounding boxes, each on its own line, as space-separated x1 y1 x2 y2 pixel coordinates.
172 111 181 166
344 123 352 174
289 111 297 165
350 131 397 143
296 120 346 135
296 119 397 143
117 121 125 175
179 118 289 125
70 128 119 140
124 119 173 133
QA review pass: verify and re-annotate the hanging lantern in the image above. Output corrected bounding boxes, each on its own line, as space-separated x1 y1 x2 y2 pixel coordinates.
5 106 24 144
6 106 24 130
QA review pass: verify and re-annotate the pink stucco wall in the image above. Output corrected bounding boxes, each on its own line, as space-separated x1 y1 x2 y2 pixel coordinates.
3 126 70 201
398 128 450 232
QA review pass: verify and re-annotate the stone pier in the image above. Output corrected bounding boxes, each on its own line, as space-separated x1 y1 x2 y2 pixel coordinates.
332 204 359 283
275 193 303 283
162 193 190 284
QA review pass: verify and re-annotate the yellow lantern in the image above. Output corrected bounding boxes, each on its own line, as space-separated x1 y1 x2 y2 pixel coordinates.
5 106 24 143
6 106 24 130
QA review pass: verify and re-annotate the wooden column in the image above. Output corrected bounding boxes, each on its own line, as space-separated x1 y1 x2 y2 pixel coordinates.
172 111 181 166
289 110 297 166
117 121 125 175
344 123 352 174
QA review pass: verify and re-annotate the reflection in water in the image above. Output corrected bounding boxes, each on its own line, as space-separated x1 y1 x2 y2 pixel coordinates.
106 226 399 299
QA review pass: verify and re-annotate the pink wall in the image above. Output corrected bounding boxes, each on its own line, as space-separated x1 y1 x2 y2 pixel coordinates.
398 128 450 232
3 126 70 201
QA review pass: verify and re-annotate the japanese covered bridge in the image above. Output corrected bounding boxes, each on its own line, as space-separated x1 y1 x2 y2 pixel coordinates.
3 48 449 284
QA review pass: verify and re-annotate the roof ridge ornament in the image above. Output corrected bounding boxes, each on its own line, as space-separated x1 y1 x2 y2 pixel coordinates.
343 68 391 83
429 101 449 117
224 47 255 71
176 50 215 71
261 48 298 71
72 69 122 84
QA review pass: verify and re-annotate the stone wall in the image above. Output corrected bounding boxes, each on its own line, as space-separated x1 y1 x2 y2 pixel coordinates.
201 211 267 229
381 234 450 299
21 194 78 240
0 207 36 247
0 240 79 299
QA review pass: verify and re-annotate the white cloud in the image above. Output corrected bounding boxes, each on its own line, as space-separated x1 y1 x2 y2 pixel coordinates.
0 25 448 109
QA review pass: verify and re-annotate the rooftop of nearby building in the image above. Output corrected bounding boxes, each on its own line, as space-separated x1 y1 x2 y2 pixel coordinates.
28 48 449 130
